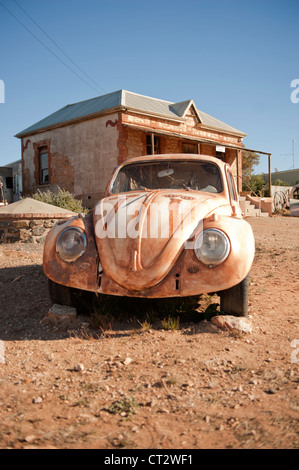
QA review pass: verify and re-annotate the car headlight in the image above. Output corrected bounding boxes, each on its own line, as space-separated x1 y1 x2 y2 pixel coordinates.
56 227 87 262
194 229 230 266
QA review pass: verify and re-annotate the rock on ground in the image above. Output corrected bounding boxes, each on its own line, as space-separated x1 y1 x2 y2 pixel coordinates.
211 315 252 334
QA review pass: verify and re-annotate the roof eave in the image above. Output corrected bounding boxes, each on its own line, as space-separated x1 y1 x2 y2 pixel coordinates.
15 106 122 139
125 105 246 138
200 124 247 138
124 107 185 123
15 103 247 140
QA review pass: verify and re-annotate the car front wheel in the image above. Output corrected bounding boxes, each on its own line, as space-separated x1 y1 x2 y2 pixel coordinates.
219 273 249 317
48 279 95 314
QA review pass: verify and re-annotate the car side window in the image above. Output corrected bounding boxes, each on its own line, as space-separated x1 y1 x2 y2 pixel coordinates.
227 170 238 201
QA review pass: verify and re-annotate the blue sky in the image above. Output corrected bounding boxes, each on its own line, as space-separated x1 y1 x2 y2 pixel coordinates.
0 0 298 174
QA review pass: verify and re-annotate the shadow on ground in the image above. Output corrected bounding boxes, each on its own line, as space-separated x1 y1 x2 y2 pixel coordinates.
0 264 219 342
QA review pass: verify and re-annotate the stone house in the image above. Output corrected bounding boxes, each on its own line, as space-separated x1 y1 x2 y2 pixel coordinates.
16 89 247 208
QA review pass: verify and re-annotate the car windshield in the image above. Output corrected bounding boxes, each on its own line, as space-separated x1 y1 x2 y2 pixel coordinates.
111 160 223 194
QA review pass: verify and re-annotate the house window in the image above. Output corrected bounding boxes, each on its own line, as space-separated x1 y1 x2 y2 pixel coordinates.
5 177 13 189
182 142 198 154
146 134 160 155
39 147 49 184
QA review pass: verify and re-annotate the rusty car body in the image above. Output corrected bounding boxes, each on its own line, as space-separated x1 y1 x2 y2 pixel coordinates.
43 154 255 317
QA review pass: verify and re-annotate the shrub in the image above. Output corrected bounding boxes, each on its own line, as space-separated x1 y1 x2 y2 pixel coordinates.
32 187 88 214
272 179 291 187
162 315 180 330
242 174 267 196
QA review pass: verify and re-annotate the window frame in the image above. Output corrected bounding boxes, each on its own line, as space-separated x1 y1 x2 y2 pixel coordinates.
226 168 238 202
146 134 160 155
38 147 49 185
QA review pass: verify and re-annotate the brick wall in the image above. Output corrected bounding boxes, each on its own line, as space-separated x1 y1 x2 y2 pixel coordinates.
118 121 241 180
162 136 181 154
51 153 74 193
122 112 242 148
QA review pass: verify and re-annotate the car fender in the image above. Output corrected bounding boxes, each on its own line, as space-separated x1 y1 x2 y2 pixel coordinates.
43 214 99 292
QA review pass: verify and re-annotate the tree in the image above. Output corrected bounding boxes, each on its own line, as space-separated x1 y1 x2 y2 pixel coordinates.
245 174 268 196
242 148 260 189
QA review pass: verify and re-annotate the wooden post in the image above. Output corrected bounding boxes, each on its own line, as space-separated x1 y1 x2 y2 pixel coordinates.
151 133 155 155
236 149 240 193
268 154 272 197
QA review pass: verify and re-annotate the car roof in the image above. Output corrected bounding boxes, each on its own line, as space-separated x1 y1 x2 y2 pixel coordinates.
118 153 227 171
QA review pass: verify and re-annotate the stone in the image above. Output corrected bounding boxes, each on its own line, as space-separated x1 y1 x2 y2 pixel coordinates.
24 435 36 443
7 236 20 243
32 397 43 404
32 225 46 236
29 220 44 228
208 380 217 389
0 221 9 228
23 236 35 244
123 357 132 366
44 220 56 228
211 315 252 334
47 304 77 321
36 235 47 244
19 229 30 241
12 220 30 228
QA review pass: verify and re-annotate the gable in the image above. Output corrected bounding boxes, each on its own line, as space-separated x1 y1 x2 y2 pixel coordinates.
170 99 201 123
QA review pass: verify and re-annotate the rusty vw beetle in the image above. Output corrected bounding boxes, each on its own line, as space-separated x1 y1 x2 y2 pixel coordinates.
43 154 255 317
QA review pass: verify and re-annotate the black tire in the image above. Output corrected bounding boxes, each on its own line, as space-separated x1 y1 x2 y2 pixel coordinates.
48 279 74 307
219 273 250 317
48 279 95 315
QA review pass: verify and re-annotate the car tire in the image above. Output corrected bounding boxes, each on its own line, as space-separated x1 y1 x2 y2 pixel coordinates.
48 279 74 306
219 273 249 317
48 279 95 314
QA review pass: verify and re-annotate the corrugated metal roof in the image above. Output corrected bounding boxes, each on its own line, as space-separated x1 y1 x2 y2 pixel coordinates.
197 108 246 135
16 90 123 137
16 89 246 137
122 91 180 119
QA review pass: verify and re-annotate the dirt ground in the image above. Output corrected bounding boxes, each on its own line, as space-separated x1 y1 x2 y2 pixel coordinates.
0 215 298 450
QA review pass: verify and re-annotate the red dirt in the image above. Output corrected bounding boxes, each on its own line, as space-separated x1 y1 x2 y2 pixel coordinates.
0 215 298 449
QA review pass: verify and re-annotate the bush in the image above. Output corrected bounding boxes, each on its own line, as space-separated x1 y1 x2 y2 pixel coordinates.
242 174 267 196
272 179 291 187
32 187 88 214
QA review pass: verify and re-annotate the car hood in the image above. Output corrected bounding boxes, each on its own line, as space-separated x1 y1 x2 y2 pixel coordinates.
93 190 229 291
